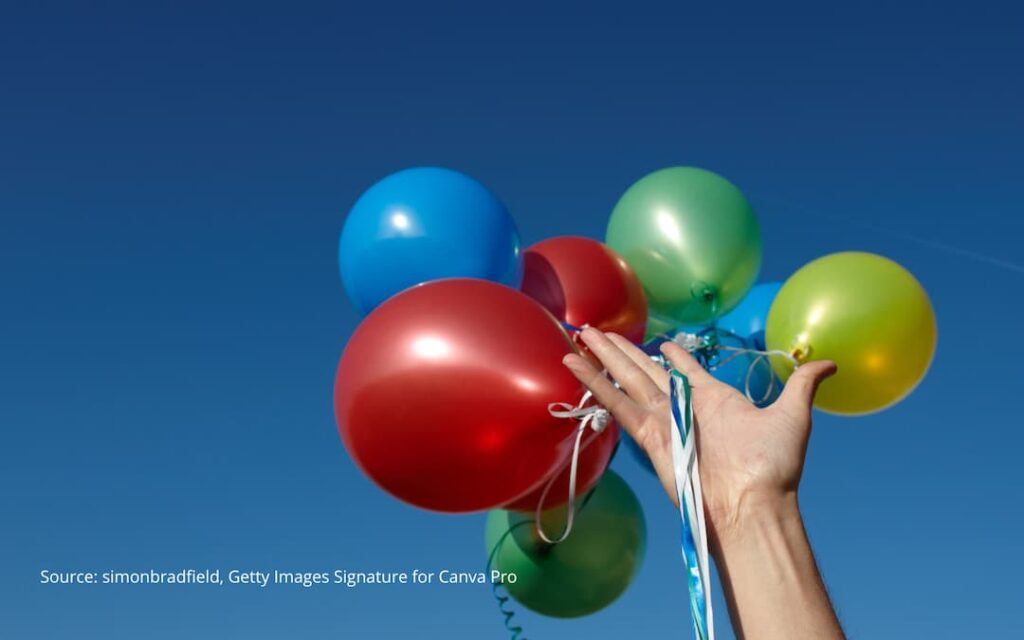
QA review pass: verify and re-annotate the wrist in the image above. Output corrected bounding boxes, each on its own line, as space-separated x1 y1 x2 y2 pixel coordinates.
712 489 803 554
709 490 846 639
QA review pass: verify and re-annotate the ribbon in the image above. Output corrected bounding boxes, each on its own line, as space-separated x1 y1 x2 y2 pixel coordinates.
669 370 714 640
537 391 609 543
648 330 799 406
486 520 533 640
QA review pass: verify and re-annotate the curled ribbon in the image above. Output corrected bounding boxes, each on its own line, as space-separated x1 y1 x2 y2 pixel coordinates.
485 391 610 640
656 330 800 405
536 391 609 544
486 520 533 640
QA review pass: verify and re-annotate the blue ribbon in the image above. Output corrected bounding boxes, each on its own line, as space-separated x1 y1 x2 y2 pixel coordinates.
670 370 712 640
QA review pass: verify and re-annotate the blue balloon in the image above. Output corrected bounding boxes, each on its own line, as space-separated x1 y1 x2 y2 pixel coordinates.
339 167 522 313
715 281 782 350
644 326 781 407
699 328 781 407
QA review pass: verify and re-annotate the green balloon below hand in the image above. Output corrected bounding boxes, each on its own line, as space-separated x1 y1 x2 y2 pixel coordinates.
766 251 937 415
484 470 646 618
607 167 762 325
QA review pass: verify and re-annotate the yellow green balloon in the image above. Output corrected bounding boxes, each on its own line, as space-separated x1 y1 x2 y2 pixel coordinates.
766 252 937 415
606 167 762 325
484 470 645 618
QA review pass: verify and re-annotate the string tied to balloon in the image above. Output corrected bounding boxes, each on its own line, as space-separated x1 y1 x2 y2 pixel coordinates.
561 321 595 355
486 520 534 640
656 330 801 405
535 390 610 544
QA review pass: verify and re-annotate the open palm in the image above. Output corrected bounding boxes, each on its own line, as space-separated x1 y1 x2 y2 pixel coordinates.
563 327 836 546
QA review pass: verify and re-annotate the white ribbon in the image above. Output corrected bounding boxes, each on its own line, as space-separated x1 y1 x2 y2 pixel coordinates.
671 332 800 405
535 391 609 544
669 371 714 640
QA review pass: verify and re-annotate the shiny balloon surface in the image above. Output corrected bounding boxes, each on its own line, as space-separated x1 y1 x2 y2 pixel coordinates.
607 167 762 324
339 167 522 314
502 422 619 512
335 279 584 512
766 252 936 415
485 470 645 618
522 236 647 344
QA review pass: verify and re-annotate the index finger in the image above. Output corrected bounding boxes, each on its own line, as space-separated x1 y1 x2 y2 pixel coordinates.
606 332 670 391
579 327 663 404
660 341 716 387
562 353 646 431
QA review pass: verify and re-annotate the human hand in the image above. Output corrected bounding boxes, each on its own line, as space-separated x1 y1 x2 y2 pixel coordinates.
562 327 836 547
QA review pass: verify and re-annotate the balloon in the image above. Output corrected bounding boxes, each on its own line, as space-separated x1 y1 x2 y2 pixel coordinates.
766 252 937 415
716 281 783 350
644 327 780 405
699 328 781 407
521 236 647 344
606 167 762 325
339 167 522 314
485 470 646 618
334 279 585 512
502 423 619 512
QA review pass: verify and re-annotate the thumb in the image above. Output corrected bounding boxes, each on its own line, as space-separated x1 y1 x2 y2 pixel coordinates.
777 360 837 414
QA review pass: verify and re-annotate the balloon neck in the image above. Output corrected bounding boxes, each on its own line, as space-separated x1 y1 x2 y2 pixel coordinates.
689 282 719 316
791 345 812 362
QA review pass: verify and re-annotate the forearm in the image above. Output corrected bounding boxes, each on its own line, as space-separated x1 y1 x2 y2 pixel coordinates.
713 493 845 640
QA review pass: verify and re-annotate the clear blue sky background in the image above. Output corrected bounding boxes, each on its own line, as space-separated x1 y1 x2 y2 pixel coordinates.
2 2 1022 638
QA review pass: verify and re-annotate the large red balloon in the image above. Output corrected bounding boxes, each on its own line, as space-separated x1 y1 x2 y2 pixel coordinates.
502 422 619 513
521 236 647 344
334 279 586 513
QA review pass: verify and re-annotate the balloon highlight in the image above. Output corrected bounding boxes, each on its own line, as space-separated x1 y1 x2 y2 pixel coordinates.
766 252 937 415
607 167 762 325
339 167 522 314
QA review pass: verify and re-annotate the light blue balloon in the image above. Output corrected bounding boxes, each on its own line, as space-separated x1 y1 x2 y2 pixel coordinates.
643 325 781 406
715 281 782 350
339 167 522 314
630 326 782 476
699 328 781 407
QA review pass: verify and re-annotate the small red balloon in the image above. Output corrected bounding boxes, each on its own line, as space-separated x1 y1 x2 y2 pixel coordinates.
521 236 647 344
502 422 619 513
334 279 586 513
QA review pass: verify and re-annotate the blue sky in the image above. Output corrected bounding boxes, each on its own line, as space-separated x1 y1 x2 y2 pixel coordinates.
2 1 1022 637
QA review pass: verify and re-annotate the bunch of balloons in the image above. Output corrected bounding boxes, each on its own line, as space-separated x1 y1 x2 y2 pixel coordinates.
333 165 937 621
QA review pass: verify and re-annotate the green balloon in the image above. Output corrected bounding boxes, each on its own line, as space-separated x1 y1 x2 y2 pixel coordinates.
607 167 762 325
484 470 646 618
766 252 937 415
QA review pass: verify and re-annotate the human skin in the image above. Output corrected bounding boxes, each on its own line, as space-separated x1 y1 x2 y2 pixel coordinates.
563 327 846 640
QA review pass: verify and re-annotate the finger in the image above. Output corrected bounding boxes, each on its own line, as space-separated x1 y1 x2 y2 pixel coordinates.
579 328 664 404
562 353 646 430
659 341 716 387
606 332 670 391
776 360 837 415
